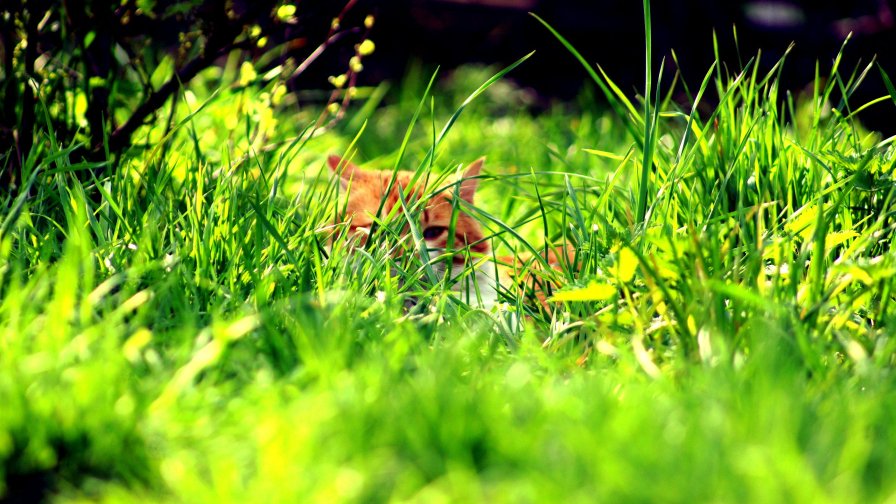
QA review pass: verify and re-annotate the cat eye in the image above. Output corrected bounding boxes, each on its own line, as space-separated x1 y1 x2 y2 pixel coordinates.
422 226 447 240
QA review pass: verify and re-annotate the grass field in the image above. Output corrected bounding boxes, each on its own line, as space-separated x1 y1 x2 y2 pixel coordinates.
3 12 896 503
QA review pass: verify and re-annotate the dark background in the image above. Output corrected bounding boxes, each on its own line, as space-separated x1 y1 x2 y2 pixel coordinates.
320 0 896 131
3 0 894 187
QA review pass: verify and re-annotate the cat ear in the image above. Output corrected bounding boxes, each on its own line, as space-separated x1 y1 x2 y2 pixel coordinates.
458 157 485 203
327 154 364 187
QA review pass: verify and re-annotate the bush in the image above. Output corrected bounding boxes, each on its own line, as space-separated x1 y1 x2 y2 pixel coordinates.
0 0 373 190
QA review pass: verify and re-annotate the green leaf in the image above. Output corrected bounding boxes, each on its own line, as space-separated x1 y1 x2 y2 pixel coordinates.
879 63 896 106
550 281 616 302
150 55 174 91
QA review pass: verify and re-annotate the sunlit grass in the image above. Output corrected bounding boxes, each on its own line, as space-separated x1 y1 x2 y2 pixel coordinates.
2 14 896 503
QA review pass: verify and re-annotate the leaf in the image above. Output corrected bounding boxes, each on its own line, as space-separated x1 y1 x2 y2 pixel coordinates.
824 230 857 251
151 55 174 91
136 0 156 17
844 265 875 286
550 281 616 302
879 64 896 106
785 203 819 239
583 148 625 161
615 247 638 283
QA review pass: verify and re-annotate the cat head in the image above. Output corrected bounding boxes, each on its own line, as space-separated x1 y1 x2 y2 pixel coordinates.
327 155 489 258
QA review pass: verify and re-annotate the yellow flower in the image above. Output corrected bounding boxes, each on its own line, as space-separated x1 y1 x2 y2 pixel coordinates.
276 5 296 20
239 61 257 86
364 15 375 28
328 74 347 88
349 56 363 73
357 39 375 56
271 83 287 106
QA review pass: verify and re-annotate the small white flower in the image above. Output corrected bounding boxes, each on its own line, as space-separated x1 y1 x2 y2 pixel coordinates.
163 253 176 272
104 252 116 273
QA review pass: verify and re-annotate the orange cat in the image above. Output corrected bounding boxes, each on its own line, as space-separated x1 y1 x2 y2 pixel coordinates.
327 154 573 310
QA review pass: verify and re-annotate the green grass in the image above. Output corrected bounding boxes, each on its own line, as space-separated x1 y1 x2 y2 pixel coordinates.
3 21 896 503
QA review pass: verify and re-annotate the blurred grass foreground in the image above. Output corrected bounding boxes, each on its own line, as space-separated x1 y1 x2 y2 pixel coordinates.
3 1 896 502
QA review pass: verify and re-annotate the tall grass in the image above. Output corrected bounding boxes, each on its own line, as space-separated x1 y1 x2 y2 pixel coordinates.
2 8 896 502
